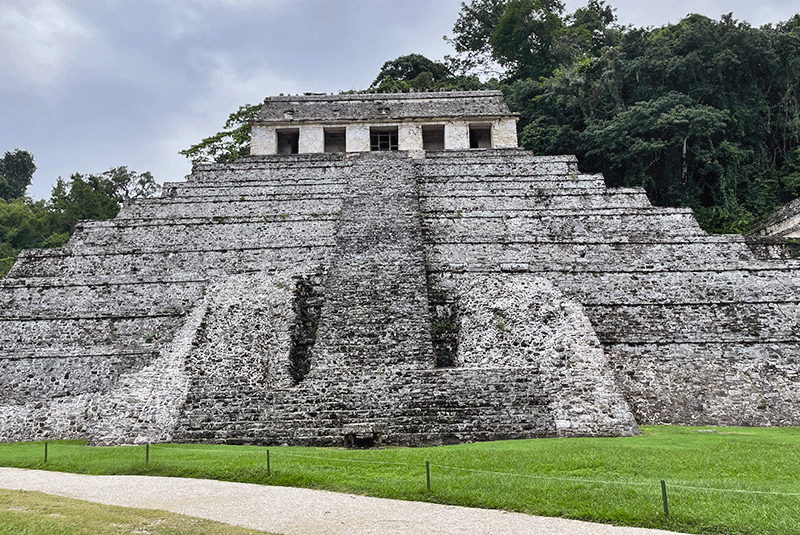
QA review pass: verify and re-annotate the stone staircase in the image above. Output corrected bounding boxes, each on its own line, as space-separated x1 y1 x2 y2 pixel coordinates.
311 153 434 370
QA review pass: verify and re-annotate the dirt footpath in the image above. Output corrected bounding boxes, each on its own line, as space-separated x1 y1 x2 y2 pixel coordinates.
0 467 684 535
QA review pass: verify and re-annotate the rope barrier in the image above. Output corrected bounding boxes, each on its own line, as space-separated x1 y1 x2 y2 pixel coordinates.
276 450 420 467
9 442 800 498
666 483 800 497
428 463 653 487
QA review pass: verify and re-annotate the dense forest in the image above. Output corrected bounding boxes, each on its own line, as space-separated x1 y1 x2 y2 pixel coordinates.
4 0 800 276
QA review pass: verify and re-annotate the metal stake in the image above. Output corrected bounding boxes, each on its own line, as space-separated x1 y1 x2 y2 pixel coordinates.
426 461 431 492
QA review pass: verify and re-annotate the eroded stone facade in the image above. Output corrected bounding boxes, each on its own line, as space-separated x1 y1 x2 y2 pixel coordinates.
2 92 800 446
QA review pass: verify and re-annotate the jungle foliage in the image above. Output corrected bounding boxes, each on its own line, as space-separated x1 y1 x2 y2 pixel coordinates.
443 1 800 233
179 104 262 166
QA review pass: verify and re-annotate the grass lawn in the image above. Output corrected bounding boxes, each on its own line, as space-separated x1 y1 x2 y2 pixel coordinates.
1 426 799 535
0 489 277 535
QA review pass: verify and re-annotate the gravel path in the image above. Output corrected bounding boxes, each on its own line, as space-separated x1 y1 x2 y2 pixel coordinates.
0 467 684 535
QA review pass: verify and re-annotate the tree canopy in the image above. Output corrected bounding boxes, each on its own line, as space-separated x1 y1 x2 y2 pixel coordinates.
0 149 36 201
445 1 800 231
369 53 485 92
179 104 262 166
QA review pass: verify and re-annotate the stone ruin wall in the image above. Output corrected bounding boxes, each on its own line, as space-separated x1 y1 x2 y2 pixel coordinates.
2 149 800 446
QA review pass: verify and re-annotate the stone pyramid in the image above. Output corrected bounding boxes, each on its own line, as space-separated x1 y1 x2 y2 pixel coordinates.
1 91 798 446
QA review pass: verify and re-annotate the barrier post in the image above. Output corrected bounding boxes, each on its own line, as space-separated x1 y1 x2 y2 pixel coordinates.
661 480 669 517
267 449 271 476
146 443 150 465
44 442 48 463
426 461 431 492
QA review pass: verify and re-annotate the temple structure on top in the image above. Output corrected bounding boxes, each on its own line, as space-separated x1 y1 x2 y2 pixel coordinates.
2 90 800 448
250 91 519 155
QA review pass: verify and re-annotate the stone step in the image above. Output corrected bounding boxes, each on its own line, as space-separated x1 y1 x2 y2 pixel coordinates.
0 273 209 288
421 148 549 158
421 189 652 211
418 156 578 176
109 214 339 226
419 150 577 169
186 167 350 184
423 211 707 241
0 315 185 349
116 199 342 220
0 350 157 402
68 219 336 253
588 301 800 343
192 154 349 169
7 247 331 279
431 268 800 305
0 346 158 360
159 180 346 197
189 154 351 182
420 175 607 190
422 206 695 218
0 279 203 318
172 364 579 446
549 269 800 304
426 240 755 271
312 157 433 370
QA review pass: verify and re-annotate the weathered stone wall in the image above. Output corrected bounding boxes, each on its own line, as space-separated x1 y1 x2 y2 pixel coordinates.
417 149 800 427
251 92 518 154
456 275 637 436
3 146 800 446
254 119 517 153
749 196 800 238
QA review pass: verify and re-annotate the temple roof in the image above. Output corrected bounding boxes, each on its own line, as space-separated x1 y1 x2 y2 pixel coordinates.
254 90 516 124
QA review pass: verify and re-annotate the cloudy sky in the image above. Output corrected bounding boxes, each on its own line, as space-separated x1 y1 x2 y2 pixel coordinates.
2 0 798 199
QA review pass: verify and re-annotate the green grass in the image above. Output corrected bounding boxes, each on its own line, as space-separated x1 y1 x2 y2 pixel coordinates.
0 489 277 535
2 426 800 535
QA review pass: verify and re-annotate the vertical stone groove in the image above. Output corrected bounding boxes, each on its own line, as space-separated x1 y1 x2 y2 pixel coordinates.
289 275 323 385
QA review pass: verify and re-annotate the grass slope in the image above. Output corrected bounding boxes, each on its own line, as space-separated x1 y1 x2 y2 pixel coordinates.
0 489 277 535
2 426 799 535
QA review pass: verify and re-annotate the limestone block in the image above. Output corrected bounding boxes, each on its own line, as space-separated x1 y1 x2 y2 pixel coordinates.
399 124 423 151
299 125 324 153
493 118 519 148
445 122 469 150
250 125 275 155
347 124 370 152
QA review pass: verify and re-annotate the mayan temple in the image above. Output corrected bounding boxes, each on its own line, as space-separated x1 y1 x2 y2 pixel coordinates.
2 90 799 447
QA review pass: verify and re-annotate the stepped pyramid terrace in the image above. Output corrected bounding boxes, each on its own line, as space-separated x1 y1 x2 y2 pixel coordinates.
2 90 800 447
